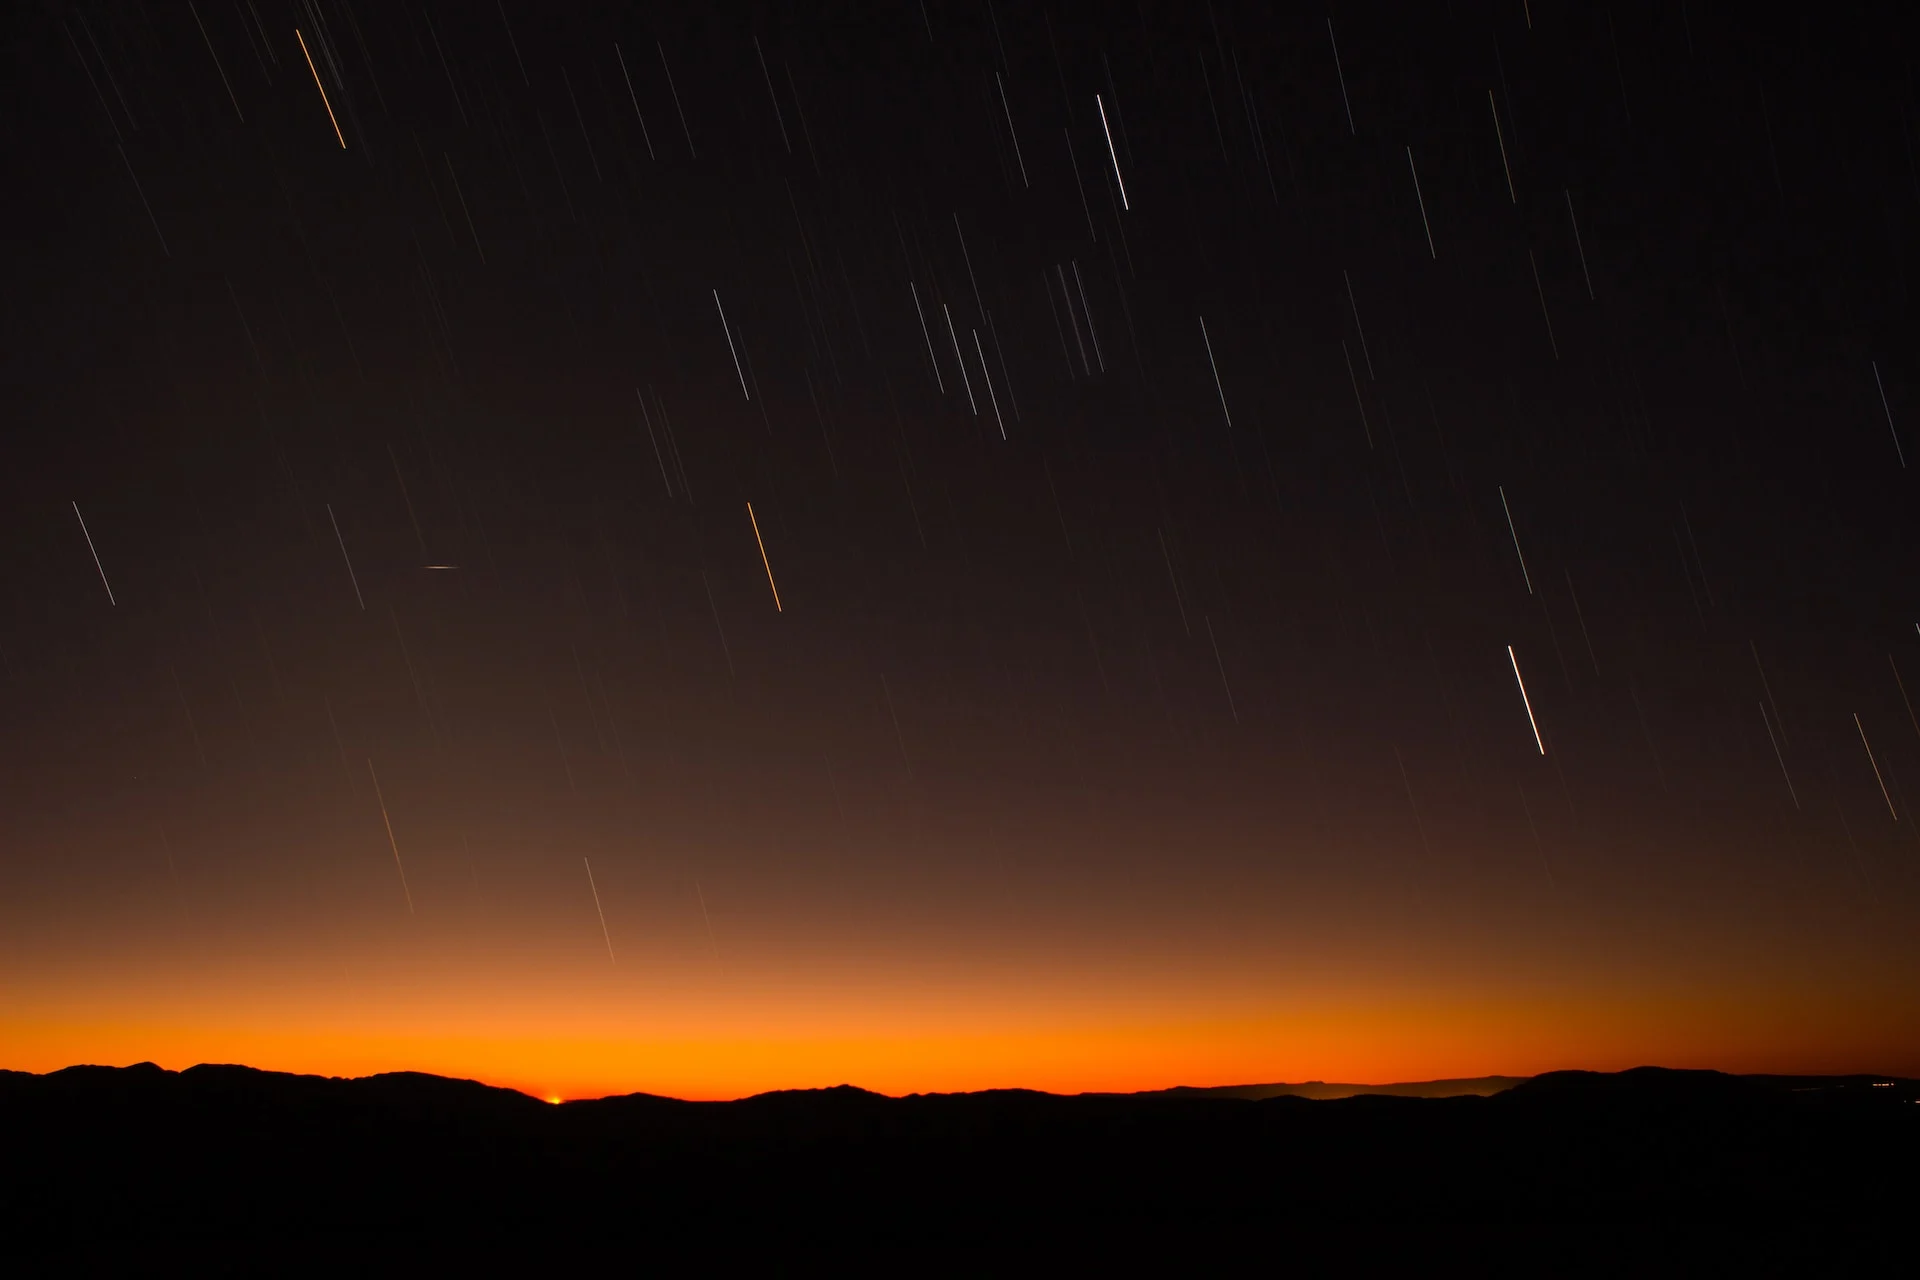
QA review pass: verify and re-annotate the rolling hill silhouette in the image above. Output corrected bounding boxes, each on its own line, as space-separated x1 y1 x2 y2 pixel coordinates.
4 1062 1916 1244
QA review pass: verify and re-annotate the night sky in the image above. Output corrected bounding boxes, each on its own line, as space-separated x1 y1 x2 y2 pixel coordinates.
4 0 1919 1100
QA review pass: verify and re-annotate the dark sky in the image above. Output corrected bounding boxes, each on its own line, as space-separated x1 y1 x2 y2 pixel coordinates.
2 0 1917 1098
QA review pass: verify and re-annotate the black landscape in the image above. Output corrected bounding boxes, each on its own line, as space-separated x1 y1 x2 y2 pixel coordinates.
4 1063 1916 1244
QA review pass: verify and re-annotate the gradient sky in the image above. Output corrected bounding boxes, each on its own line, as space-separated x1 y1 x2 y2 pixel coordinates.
3 1 1918 1101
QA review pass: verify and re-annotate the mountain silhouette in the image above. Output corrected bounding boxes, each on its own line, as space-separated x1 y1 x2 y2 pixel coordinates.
1136 1074 1525 1100
4 1063 1915 1246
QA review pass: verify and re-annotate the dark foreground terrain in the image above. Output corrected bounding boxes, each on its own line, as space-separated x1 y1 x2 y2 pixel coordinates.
4 1064 1915 1247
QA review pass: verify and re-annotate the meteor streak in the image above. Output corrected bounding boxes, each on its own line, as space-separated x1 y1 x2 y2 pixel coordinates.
1327 19 1355 134
367 758 414 914
973 329 1006 438
1499 487 1533 594
1855 713 1898 820
72 502 114 605
1407 147 1436 258
714 290 750 400
189 1 242 122
943 304 977 414
296 29 345 148
909 282 943 392
660 42 695 157
996 73 1027 187
1873 361 1903 468
1509 645 1545 754
326 504 364 610
747 502 781 612
585 858 614 963
1490 92 1514 202
614 44 656 159
1096 94 1129 209
1198 316 1232 430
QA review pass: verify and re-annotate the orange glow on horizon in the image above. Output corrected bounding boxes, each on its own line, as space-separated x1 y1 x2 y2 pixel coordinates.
8 979 1914 1102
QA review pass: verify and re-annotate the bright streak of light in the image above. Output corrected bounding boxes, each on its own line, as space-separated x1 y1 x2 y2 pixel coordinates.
1856 713 1898 820
1510 645 1545 754
614 45 655 160
1327 20 1355 134
189 1 242 122
972 329 1006 439
296 30 345 149
747 502 781 612
1198 316 1232 430
1490 91 1515 202
326 503 364 610
997 73 1028 188
714 290 750 400
585 858 614 964
1407 147 1435 259
1499 486 1533 594
1096 94 1129 210
1873 361 1904 469
72 502 115 606
366 758 415 914
910 282 944 393
942 303 977 414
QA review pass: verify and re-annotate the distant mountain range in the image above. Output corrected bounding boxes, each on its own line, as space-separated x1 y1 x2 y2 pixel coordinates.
5 1063 1915 1246
0 1063 1545 1105
1134 1075 1527 1100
